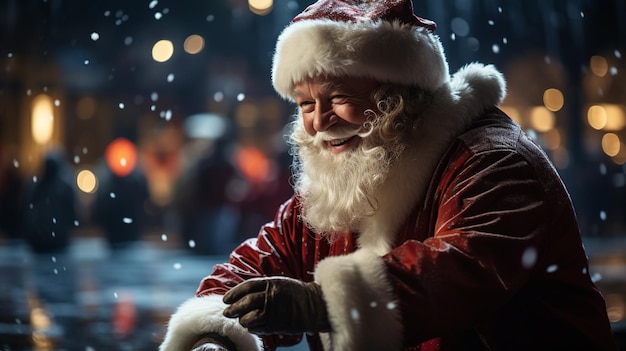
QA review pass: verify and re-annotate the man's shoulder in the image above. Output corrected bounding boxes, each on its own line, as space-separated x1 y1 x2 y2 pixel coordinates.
456 108 526 154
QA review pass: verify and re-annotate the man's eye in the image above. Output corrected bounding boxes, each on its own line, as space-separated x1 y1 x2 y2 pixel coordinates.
331 95 348 103
299 101 314 112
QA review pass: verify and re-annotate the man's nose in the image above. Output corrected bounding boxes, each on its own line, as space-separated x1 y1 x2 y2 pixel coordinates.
312 101 335 132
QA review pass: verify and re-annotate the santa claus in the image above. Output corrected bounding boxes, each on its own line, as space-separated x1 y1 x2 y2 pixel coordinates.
160 0 616 350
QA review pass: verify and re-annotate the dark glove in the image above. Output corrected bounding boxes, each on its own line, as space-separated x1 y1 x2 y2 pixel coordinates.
222 277 331 335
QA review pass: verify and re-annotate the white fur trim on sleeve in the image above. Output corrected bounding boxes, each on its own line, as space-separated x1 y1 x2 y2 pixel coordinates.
159 294 263 351
314 249 403 351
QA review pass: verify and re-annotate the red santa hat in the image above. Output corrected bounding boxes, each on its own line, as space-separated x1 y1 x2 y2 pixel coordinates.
271 0 450 100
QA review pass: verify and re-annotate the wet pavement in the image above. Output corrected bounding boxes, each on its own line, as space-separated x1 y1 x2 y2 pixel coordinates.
0 233 624 350
0 234 309 351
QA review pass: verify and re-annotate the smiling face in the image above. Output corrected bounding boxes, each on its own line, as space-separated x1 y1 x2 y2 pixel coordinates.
289 76 413 236
293 77 380 154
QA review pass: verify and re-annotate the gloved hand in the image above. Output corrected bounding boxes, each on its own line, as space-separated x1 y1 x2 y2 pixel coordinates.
222 277 331 335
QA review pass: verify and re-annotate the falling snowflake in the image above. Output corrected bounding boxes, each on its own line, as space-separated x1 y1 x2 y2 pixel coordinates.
522 247 538 268
350 308 360 321
591 272 602 283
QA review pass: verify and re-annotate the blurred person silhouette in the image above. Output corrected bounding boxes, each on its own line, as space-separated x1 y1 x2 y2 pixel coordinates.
160 1 616 350
0 143 25 241
171 113 241 255
233 133 294 244
93 156 150 250
22 149 78 253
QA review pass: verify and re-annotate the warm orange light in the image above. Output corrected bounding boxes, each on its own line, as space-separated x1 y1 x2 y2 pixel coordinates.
105 138 137 177
236 146 270 184
184 35 204 54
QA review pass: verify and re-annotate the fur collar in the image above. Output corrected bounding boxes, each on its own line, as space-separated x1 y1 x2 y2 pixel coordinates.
357 63 507 255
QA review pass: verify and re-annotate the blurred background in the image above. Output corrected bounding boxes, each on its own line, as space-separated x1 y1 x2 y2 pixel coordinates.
0 0 625 350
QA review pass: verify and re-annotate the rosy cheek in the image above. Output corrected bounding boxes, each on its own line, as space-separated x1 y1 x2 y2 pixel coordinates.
338 106 367 125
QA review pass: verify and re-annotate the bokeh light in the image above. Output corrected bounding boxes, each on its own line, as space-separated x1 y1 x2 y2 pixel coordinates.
590 55 609 77
602 104 626 131
543 88 564 112
601 133 621 157
588 105 608 130
31 94 54 145
152 40 174 62
77 169 98 193
249 0 273 15
529 106 555 132
105 138 137 177
587 104 626 131
184 35 204 54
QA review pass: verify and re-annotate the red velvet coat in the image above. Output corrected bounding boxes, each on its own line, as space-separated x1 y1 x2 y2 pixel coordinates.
196 109 616 350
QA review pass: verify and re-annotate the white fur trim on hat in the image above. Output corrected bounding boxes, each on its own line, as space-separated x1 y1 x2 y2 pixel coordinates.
314 249 403 351
272 18 450 100
159 294 263 351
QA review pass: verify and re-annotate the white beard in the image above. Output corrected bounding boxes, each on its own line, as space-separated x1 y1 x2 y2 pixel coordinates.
290 118 406 240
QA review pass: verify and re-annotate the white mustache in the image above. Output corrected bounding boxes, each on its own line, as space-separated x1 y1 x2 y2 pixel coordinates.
313 125 364 145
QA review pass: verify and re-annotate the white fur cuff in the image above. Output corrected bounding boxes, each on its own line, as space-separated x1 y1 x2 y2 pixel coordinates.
159 294 263 351
315 249 403 351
